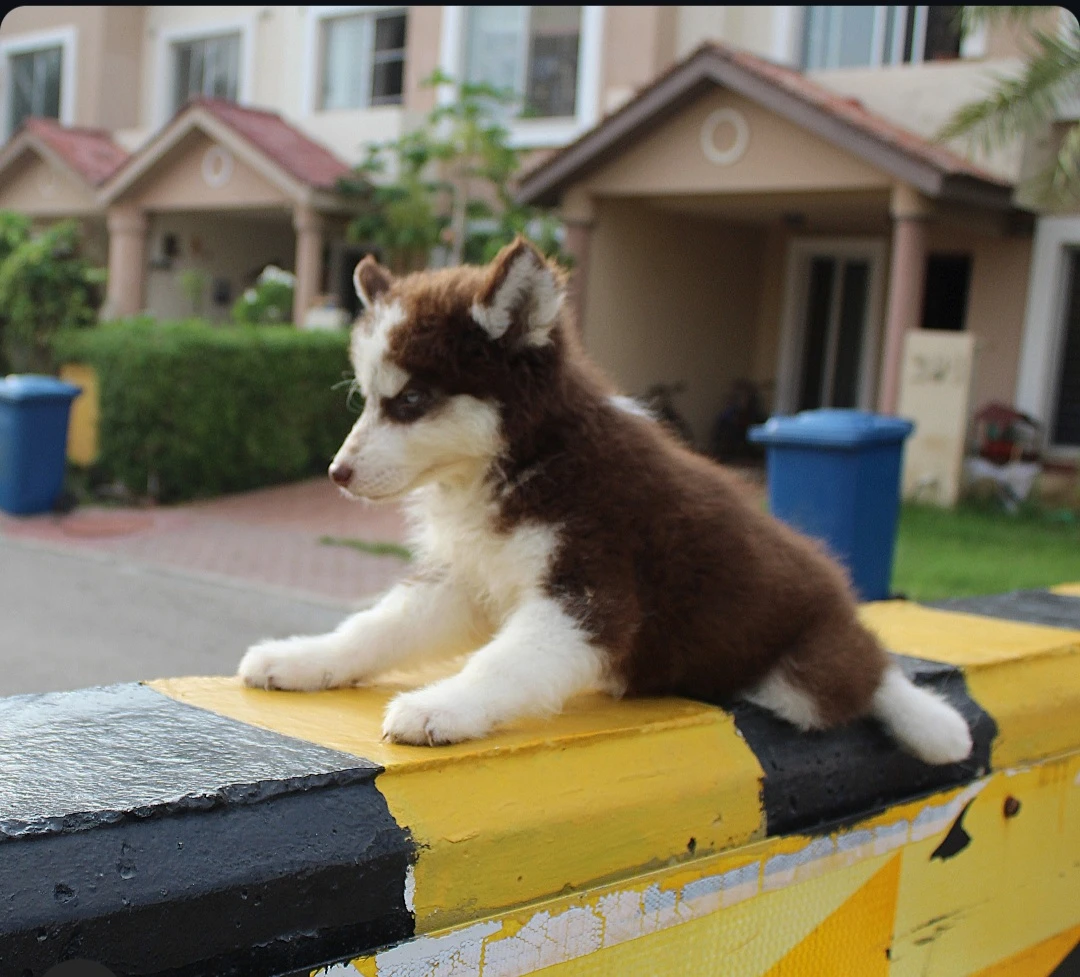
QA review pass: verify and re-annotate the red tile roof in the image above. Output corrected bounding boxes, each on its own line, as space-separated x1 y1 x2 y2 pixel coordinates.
189 97 352 190
22 117 130 186
718 44 1004 184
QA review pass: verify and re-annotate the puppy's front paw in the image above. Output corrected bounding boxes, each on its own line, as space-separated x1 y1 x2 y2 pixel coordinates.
382 687 490 746
238 637 340 691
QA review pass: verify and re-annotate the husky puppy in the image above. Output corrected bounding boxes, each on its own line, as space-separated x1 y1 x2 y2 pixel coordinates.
238 238 973 764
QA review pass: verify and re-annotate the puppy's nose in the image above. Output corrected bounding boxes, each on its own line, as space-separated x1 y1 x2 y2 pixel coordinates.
329 463 354 487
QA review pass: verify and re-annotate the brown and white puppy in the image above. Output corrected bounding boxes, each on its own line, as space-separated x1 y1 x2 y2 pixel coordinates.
238 238 972 764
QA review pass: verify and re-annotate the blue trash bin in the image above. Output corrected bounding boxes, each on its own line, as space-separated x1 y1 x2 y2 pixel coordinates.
0 375 82 516
748 409 915 602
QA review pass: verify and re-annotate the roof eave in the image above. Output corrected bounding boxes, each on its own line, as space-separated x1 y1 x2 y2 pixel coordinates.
518 46 1011 212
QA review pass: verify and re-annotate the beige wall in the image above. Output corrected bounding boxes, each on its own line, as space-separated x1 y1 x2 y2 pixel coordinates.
0 150 100 215
923 223 1034 411
579 89 890 199
583 197 768 444
143 211 295 322
749 224 790 408
601 7 677 115
675 7 790 63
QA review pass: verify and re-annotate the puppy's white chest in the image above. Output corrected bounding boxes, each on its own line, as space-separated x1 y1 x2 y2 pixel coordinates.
411 484 559 620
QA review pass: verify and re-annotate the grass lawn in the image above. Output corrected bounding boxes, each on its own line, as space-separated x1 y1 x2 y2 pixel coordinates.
893 502 1080 601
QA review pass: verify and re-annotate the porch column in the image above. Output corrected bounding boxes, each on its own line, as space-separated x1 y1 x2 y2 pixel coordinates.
560 190 596 337
105 205 148 318
563 218 594 336
878 185 931 415
292 204 325 326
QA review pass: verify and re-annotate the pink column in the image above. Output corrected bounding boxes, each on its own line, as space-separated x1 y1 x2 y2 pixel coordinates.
563 218 594 338
878 205 929 415
292 205 325 326
105 206 148 318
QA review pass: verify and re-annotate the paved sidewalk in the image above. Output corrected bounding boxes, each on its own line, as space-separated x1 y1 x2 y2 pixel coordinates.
0 478 412 605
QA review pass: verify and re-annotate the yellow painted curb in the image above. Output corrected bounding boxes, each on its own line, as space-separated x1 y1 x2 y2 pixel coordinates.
152 677 766 931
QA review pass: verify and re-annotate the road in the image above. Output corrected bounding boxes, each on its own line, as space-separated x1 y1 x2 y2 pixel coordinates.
0 534 353 697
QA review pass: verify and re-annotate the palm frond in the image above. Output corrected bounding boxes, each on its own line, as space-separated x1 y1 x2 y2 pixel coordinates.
937 22 1080 154
961 6 1057 33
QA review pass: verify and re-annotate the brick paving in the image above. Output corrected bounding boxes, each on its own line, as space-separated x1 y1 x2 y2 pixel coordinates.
0 479 412 606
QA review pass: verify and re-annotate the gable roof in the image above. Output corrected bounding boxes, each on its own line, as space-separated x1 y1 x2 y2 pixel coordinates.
190 97 352 190
518 42 1014 211
100 96 354 205
0 117 129 187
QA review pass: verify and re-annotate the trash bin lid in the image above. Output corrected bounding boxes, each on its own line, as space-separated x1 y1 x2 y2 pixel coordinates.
748 409 914 449
0 374 82 404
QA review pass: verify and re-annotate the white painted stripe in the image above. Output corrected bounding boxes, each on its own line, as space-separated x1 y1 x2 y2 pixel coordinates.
366 779 991 975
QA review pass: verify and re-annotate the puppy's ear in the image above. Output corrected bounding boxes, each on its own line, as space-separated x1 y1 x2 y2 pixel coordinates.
353 256 394 309
471 237 564 346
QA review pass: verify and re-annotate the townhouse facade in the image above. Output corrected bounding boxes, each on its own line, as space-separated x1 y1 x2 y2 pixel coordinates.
0 6 1077 457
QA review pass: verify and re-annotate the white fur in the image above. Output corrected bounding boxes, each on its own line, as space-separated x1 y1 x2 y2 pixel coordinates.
471 248 562 345
351 300 409 399
241 459 607 743
744 668 824 731
382 596 605 745
610 395 656 421
871 664 973 765
239 575 490 691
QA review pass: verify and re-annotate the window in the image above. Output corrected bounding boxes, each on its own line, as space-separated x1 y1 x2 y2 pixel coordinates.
465 6 582 119
921 254 971 332
8 45 62 132
802 6 964 70
320 10 407 110
172 33 240 114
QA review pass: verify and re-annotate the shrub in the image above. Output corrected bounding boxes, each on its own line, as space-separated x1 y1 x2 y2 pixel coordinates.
0 216 103 374
231 266 296 325
53 318 356 502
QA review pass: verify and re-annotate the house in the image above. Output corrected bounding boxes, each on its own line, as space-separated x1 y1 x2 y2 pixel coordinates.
0 6 1076 456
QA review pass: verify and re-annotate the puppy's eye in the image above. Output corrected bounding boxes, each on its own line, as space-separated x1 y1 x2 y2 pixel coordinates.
383 383 439 422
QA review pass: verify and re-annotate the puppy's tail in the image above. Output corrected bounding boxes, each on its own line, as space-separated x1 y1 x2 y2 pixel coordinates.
871 664 973 765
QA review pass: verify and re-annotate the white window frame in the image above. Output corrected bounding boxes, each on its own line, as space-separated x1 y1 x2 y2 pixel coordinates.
438 5 604 149
775 237 888 414
801 5 976 71
154 18 255 129
302 5 408 116
0 26 77 140
1017 216 1080 456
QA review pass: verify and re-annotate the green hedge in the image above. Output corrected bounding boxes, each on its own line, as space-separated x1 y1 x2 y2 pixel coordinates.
53 318 357 502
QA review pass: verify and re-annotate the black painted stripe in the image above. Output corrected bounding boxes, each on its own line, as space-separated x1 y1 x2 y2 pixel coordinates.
728 654 996 836
1051 938 1080 977
928 589 1080 631
0 684 415 977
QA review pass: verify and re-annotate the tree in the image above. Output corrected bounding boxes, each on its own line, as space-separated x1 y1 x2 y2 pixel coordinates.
340 72 572 273
939 7 1080 204
0 218 104 374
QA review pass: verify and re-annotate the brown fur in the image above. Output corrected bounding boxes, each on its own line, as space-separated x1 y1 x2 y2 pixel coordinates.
367 241 888 727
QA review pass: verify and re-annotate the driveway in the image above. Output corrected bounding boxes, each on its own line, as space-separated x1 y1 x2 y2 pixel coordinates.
0 479 413 696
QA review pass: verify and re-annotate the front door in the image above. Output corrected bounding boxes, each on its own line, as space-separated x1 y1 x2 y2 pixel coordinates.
777 239 885 414
796 251 878 410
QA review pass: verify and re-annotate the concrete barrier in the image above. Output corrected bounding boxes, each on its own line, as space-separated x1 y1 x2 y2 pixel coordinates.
3 586 1079 976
